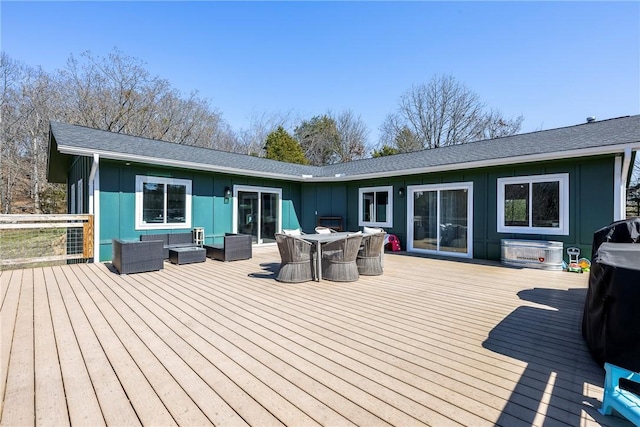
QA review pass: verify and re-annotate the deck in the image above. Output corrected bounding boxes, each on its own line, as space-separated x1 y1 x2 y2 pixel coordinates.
0 246 632 426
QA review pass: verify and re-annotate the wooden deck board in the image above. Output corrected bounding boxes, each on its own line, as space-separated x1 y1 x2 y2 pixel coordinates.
0 269 21 415
171 268 488 426
2 269 34 426
82 265 252 427
43 266 104 426
51 266 141 426
152 270 448 423
33 267 68 426
62 266 177 426
0 247 633 427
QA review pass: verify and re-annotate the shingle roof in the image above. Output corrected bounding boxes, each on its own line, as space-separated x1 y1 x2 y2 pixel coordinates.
48 122 317 180
49 115 640 183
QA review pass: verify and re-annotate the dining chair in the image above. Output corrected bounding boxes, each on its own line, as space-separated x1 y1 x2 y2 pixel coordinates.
275 234 315 283
321 234 363 282
357 232 386 275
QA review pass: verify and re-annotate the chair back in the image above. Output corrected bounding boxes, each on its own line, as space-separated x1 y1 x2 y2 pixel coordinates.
276 234 312 263
141 233 168 246
344 234 364 261
168 232 193 245
315 226 335 234
363 226 384 234
282 228 302 236
323 234 363 262
362 232 386 257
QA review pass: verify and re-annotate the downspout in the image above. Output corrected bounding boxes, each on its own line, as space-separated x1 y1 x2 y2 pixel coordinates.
88 154 100 260
613 148 632 221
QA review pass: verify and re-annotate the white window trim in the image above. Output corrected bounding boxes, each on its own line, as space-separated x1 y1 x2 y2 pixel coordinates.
358 185 393 228
232 185 282 245
135 175 192 230
406 182 474 259
497 173 569 235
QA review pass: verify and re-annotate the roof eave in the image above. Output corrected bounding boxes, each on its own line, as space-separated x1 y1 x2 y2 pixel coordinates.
329 142 640 181
55 140 640 183
55 145 309 182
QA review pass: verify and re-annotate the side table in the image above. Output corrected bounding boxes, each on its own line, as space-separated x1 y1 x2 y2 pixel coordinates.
192 227 205 247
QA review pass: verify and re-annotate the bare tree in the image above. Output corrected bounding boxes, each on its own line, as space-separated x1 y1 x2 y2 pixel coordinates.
294 111 369 165
294 114 340 166
380 75 523 152
236 111 295 156
55 49 236 149
0 49 240 213
0 52 21 213
22 68 57 213
332 110 369 163
1 54 59 213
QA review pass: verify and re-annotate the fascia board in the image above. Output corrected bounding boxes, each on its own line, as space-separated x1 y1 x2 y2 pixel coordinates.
57 140 640 183
55 145 307 182
330 142 640 182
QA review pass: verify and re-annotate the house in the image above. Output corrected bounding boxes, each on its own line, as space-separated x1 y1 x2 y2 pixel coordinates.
47 115 640 263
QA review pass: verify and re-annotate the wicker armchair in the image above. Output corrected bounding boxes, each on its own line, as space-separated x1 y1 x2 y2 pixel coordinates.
275 234 315 283
321 234 363 282
112 239 164 274
205 233 252 262
356 232 386 275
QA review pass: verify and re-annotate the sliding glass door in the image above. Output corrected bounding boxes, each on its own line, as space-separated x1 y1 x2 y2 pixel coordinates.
407 183 473 258
234 186 281 244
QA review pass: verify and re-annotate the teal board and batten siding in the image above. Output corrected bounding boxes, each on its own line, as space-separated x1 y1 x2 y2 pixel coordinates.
479 156 615 261
95 155 616 262
389 156 605 260
302 156 616 262
300 180 407 240
300 183 348 232
97 160 303 261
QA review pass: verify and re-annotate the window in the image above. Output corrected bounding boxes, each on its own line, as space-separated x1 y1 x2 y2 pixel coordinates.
497 173 569 235
358 186 393 227
77 179 83 214
70 184 76 214
135 176 192 229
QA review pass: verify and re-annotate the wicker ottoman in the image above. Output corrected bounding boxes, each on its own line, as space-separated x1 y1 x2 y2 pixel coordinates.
168 246 206 265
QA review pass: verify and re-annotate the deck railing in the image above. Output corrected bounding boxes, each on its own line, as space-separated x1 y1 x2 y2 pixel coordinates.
0 214 94 270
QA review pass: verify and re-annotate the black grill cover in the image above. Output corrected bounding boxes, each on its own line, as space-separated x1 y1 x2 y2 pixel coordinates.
590 217 640 259
582 241 640 371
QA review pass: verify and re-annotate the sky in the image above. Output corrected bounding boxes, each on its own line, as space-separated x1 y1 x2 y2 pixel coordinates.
2 1 639 146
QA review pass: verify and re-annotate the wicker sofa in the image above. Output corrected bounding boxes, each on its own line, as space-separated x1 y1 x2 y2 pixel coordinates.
140 232 199 259
112 239 164 274
204 233 252 262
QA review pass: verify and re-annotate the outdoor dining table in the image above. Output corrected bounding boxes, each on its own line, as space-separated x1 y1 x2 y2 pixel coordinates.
300 231 357 281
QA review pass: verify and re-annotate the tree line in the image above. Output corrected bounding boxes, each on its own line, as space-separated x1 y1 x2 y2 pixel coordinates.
1 49 524 214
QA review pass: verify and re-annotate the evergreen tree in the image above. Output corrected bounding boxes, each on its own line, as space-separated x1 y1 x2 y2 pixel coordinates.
371 145 400 158
264 127 309 164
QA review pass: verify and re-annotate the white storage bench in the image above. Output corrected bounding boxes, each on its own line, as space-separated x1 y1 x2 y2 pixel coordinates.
501 239 564 270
